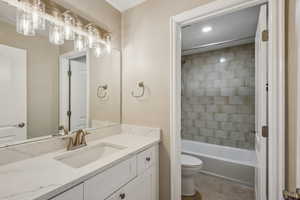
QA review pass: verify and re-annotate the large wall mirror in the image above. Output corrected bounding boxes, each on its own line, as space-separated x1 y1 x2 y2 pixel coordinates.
0 1 121 146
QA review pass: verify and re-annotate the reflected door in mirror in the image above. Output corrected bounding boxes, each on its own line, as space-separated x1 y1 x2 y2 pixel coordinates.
0 44 26 144
70 58 88 130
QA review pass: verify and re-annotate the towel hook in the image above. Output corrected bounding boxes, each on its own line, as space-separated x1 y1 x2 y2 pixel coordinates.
131 81 145 98
97 84 108 99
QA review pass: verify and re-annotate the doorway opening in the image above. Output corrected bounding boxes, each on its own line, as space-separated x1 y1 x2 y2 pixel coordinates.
181 4 265 200
170 0 285 200
59 51 90 132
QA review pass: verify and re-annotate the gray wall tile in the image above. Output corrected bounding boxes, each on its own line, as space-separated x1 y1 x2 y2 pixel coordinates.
182 44 255 149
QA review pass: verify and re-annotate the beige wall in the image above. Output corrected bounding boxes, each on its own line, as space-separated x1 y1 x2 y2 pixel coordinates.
286 0 297 191
90 49 121 125
122 1 213 199
0 20 60 139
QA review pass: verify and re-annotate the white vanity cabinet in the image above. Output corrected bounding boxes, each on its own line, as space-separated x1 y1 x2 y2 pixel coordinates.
84 157 137 200
50 144 159 200
108 145 159 200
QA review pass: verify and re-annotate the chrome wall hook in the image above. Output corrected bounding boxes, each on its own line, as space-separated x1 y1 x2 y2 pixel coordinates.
97 84 108 99
131 81 145 98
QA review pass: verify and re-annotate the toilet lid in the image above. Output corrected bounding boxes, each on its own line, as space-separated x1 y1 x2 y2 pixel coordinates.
181 154 203 167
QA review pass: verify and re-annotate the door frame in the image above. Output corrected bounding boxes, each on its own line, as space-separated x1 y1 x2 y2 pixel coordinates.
59 50 90 131
169 0 285 199
296 0 300 188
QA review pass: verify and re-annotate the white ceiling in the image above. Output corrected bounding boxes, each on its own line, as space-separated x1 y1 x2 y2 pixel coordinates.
182 5 260 55
105 0 147 12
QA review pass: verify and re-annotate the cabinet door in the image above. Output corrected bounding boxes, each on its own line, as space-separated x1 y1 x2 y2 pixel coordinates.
116 166 156 200
51 184 84 200
85 157 136 200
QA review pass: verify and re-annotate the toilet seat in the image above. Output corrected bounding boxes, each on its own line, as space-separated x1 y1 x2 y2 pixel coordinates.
181 154 203 168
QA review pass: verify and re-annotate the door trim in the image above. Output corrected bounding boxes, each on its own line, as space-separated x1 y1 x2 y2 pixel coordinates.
296 0 300 188
59 50 90 131
169 0 285 199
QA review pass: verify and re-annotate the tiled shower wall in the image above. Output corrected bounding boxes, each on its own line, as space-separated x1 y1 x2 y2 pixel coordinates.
181 44 255 149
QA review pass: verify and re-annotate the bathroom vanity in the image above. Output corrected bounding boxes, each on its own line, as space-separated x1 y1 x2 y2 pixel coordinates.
0 125 160 200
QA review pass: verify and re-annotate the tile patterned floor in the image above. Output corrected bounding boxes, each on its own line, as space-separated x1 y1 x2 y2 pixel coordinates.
194 173 255 200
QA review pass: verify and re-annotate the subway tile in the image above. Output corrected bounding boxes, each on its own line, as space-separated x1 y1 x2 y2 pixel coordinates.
181 44 255 150
214 130 229 139
206 121 220 129
214 113 229 122
220 122 235 131
214 97 228 105
221 105 237 113
229 96 244 105
221 88 236 96
206 105 220 113
206 88 220 96
238 87 251 96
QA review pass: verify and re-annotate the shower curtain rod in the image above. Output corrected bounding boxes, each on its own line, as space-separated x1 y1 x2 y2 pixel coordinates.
182 36 255 52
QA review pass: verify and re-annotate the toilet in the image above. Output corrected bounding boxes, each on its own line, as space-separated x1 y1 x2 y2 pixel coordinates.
181 154 203 196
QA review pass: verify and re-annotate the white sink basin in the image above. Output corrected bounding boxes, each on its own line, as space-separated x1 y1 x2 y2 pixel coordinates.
54 143 126 168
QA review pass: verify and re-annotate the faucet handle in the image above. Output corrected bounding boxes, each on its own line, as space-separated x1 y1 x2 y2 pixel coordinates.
59 125 69 135
81 130 87 146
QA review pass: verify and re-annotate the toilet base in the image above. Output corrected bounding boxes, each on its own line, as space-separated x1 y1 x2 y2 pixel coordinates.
182 174 196 196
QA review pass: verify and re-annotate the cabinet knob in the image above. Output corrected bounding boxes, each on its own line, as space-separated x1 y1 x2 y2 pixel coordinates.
146 157 151 162
120 193 126 199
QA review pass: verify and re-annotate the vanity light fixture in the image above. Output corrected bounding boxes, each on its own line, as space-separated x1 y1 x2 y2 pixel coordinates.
85 23 99 48
63 10 75 40
94 42 103 57
74 20 86 51
5 0 112 56
16 0 35 36
202 26 212 33
32 0 46 30
104 34 112 54
49 8 64 45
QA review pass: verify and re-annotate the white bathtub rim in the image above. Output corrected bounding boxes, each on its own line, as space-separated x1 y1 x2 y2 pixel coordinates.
182 139 255 154
182 139 257 167
182 150 257 167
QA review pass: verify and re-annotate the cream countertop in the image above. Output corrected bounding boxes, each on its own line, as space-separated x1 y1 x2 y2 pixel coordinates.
0 125 160 200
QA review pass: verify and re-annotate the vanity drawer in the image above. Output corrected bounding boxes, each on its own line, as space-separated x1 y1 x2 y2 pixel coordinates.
84 157 137 200
51 184 84 200
137 146 155 175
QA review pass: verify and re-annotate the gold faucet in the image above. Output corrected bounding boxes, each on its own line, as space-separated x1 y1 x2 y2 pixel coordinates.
67 129 87 151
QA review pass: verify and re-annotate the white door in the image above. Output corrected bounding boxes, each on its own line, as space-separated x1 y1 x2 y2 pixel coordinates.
70 59 87 130
255 4 268 200
0 44 26 145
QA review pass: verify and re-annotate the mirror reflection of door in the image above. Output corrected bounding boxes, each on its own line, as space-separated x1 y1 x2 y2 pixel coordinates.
0 44 27 144
69 57 88 131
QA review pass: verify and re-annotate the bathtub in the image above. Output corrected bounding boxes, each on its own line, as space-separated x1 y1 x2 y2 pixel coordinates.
182 140 257 187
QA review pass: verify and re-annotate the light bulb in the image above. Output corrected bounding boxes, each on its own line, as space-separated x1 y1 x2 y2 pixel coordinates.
85 24 99 48
63 11 75 40
94 43 103 57
105 34 112 54
49 24 64 45
74 35 86 51
202 26 212 33
16 8 35 36
32 0 45 30
49 8 64 45
219 57 226 63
